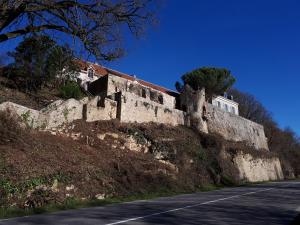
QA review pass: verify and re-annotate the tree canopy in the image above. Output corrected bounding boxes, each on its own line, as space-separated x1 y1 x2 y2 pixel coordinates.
0 0 156 61
227 88 273 125
5 35 79 92
176 67 236 100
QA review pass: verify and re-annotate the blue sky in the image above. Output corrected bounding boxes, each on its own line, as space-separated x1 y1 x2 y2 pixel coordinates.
109 0 300 135
1 0 300 135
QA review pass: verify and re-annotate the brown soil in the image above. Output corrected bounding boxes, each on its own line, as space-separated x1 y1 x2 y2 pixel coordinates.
0 112 206 208
0 76 61 110
0 110 277 209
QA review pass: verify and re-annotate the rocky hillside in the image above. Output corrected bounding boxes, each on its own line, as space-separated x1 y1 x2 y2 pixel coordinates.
0 110 280 211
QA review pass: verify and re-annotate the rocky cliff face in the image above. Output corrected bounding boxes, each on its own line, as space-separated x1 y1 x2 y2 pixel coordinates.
220 150 284 182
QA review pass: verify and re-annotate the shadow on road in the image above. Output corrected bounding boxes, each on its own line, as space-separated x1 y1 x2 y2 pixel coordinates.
0 183 299 225
291 214 300 225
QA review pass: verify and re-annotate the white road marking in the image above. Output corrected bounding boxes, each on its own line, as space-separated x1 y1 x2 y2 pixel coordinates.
0 182 298 223
104 187 276 225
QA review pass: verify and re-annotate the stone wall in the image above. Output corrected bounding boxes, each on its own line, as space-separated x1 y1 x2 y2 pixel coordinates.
179 86 269 150
85 97 117 122
229 152 284 182
119 92 185 126
107 75 177 109
0 97 117 130
206 104 269 150
39 99 84 129
0 102 40 128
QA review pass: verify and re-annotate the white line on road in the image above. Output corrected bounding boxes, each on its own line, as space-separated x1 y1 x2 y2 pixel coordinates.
104 187 276 225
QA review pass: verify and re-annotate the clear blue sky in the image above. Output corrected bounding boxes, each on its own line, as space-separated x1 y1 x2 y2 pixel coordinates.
110 0 300 135
1 0 299 135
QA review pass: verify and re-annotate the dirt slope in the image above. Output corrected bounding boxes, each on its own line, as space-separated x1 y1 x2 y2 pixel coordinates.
0 111 274 210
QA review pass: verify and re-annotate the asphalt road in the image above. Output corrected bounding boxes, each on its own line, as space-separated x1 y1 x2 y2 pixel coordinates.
0 181 299 225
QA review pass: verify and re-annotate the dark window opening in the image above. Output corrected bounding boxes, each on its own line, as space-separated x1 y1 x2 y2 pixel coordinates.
150 91 156 101
202 105 208 121
97 97 105 107
88 68 94 78
175 98 181 110
86 81 90 89
158 95 164 104
142 89 147 98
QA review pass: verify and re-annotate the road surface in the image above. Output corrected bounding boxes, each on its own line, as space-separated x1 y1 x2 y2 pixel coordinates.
0 181 299 225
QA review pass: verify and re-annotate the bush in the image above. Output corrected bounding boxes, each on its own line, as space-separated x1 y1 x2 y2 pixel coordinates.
59 82 83 100
0 110 23 144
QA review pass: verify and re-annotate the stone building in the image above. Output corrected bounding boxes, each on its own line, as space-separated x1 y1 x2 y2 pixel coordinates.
75 60 269 150
0 60 283 182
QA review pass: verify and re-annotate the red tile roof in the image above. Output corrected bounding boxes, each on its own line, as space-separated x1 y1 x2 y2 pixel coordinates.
75 59 108 76
76 59 179 97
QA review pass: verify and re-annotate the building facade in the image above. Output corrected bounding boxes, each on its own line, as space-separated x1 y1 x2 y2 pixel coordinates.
212 94 239 115
75 60 268 150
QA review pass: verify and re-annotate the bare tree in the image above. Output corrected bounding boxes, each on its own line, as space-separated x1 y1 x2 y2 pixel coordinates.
228 88 300 176
0 0 157 60
227 88 273 125
0 54 4 67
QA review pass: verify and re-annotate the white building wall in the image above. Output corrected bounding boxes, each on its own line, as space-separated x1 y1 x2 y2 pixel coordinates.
212 96 239 115
78 69 100 91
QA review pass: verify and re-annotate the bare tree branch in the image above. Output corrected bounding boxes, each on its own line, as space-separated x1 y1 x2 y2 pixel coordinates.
0 0 157 61
0 24 70 42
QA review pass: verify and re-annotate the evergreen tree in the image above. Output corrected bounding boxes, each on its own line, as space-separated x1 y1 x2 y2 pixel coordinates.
5 35 79 92
176 67 236 100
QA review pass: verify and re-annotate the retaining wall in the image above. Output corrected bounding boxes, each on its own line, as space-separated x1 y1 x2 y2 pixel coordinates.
0 97 117 129
232 153 284 182
119 92 185 126
206 104 269 150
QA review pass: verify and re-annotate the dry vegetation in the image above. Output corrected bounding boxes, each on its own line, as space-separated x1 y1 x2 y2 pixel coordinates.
0 76 61 110
0 110 277 215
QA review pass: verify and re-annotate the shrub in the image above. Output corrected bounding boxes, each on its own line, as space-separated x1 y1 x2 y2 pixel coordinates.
59 82 83 100
0 110 23 144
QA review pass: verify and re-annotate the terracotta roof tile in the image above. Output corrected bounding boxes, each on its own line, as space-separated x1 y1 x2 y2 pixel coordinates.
75 59 108 76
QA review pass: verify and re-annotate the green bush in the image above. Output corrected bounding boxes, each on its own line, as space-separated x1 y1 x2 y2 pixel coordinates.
59 82 82 100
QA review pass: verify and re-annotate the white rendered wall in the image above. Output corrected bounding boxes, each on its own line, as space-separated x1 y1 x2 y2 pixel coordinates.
212 96 239 115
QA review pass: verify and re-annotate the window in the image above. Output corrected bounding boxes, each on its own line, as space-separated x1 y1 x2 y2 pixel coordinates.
142 89 147 98
88 68 94 78
217 101 221 108
231 106 236 114
225 104 229 112
158 95 164 104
